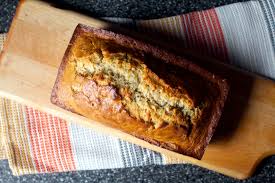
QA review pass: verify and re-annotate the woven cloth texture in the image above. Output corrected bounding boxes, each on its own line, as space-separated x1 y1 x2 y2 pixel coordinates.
0 33 6 160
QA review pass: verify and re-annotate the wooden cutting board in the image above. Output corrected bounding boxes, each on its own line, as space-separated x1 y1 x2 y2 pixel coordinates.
1 0 275 179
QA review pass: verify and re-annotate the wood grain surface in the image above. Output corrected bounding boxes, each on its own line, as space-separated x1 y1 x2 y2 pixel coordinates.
0 0 274 179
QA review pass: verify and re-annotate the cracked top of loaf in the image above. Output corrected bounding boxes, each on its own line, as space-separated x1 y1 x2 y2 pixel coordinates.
51 24 229 159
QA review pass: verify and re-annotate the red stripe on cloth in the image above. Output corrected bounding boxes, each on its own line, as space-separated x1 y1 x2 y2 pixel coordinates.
192 13 204 50
41 112 58 172
55 117 76 170
200 11 215 57
204 11 219 58
46 114 63 171
185 14 196 48
180 9 228 62
197 13 208 51
34 110 52 172
54 117 69 171
25 106 76 172
25 107 40 172
60 118 76 170
208 10 228 61
25 107 45 172
187 14 199 49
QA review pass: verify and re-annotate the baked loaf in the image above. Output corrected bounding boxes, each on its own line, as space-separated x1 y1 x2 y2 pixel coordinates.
51 24 229 159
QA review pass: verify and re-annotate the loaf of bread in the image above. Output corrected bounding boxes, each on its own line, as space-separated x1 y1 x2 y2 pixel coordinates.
51 24 229 159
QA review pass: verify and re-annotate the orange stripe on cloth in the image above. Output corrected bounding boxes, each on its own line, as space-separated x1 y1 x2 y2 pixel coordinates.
180 9 228 62
24 106 76 173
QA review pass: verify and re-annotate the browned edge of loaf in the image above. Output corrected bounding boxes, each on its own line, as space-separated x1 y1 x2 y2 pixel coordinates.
51 23 230 159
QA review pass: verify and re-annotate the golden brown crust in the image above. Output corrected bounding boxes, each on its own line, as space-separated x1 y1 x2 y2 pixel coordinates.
51 24 229 159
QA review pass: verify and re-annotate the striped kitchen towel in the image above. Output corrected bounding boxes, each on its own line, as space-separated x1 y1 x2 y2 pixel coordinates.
0 0 274 175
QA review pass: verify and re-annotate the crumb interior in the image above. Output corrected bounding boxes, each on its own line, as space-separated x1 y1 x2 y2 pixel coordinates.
70 35 208 132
